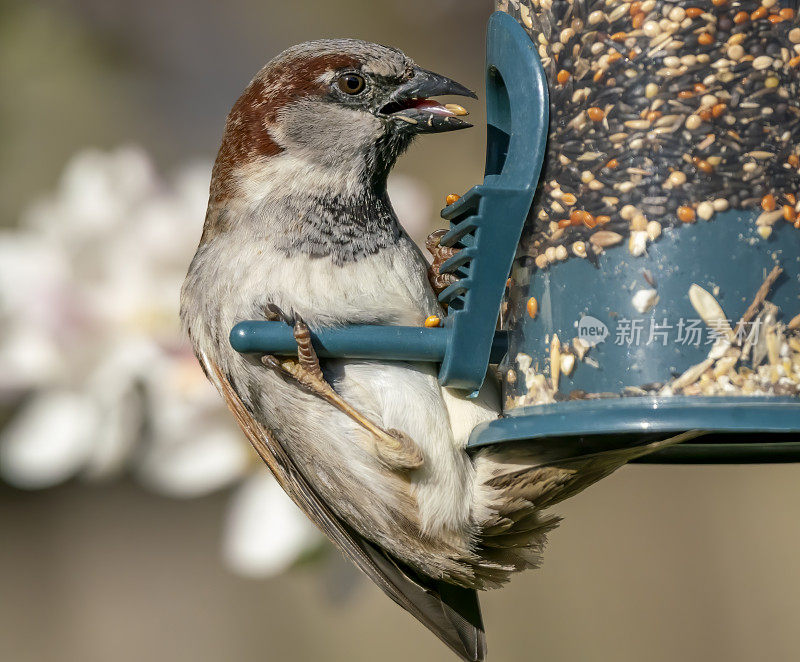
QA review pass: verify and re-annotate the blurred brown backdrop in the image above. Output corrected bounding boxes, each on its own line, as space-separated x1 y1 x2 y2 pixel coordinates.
4 466 800 662
2 1 800 661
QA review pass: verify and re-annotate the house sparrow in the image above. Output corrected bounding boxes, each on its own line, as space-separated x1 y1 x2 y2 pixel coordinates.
181 39 694 661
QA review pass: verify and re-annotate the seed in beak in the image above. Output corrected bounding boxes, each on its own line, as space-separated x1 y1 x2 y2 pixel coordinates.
444 104 469 116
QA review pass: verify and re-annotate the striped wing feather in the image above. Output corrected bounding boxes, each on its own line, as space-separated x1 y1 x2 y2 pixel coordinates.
202 352 486 662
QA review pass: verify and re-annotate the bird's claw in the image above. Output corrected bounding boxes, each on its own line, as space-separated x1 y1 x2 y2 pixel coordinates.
425 229 458 295
263 302 294 324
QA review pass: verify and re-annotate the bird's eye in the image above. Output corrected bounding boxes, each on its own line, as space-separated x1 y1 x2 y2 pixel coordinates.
337 73 366 95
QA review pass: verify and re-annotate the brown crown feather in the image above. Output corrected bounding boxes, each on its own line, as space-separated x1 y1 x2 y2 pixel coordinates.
208 53 362 209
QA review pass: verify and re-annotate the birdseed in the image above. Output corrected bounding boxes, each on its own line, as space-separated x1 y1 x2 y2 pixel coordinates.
505 273 800 407
492 0 800 407
495 0 800 269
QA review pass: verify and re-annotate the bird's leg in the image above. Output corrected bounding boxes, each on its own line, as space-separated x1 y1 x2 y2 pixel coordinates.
261 320 423 471
425 229 459 295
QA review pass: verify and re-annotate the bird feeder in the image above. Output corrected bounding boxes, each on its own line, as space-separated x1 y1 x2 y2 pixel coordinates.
231 9 800 463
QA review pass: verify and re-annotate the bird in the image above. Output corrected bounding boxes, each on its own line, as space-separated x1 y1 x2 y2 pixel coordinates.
180 39 694 661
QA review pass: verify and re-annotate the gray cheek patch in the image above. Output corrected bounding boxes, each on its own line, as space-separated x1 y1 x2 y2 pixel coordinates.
278 100 383 161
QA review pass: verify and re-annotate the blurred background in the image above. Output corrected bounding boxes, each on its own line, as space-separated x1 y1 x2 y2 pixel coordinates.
1 0 800 660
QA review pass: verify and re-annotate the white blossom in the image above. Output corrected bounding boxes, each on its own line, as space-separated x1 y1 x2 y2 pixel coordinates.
0 146 431 579
222 472 321 578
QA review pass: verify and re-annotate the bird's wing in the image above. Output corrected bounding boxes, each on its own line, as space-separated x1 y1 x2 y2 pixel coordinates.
201 352 486 662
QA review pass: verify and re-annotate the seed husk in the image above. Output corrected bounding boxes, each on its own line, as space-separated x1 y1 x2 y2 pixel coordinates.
756 209 784 226
752 56 773 70
589 230 624 247
444 104 469 116
665 358 715 393
550 335 562 392
689 284 734 340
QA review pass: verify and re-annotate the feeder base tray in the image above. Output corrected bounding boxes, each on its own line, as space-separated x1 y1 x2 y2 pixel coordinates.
467 396 800 463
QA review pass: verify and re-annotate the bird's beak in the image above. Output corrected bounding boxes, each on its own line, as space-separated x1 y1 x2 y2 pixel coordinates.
380 67 477 133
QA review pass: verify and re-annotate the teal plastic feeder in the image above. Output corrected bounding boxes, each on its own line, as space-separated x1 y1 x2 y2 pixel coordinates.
231 11 800 464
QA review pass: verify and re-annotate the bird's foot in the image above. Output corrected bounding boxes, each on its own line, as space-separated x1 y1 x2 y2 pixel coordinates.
262 320 423 472
425 229 458 295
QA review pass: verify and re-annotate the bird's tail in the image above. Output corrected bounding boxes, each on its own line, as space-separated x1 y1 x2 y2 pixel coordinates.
469 430 702 586
359 539 487 661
